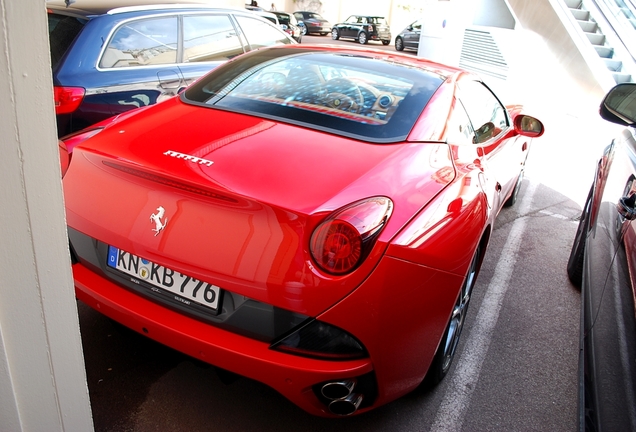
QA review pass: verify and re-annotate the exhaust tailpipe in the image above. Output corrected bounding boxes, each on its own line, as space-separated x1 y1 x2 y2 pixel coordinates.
321 379 356 400
328 393 364 416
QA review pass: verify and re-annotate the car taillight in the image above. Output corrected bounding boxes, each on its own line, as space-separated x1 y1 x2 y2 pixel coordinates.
54 86 85 114
310 197 393 275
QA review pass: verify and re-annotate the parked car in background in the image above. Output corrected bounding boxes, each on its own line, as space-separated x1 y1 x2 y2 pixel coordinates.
272 11 302 42
567 83 636 431
247 8 280 27
395 19 422 52
48 0 295 137
293 11 331 35
331 15 391 45
60 43 544 417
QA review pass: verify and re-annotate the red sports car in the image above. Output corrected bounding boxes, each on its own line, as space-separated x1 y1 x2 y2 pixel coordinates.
60 44 544 417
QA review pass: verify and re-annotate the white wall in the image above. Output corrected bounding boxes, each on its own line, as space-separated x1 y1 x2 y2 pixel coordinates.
0 0 93 430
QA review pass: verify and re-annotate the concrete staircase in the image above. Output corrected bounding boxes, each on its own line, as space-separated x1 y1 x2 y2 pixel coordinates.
565 0 633 83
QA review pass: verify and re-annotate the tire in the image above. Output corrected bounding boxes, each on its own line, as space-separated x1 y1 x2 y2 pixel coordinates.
395 37 404 51
424 245 482 386
504 168 524 207
320 32 327 36
301 26 307 36
567 187 592 289
358 31 368 44
331 28 339 40
382 40 390 46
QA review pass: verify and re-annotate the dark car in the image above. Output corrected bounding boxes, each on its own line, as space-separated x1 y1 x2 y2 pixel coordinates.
293 11 331 36
395 19 422 52
567 82 636 431
48 0 295 137
331 15 391 45
272 11 302 42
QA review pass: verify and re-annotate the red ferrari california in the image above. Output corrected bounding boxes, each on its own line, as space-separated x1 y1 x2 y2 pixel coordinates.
60 44 544 417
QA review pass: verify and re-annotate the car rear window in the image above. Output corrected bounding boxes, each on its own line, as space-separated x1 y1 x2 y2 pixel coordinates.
182 48 444 142
48 13 86 69
371 17 388 25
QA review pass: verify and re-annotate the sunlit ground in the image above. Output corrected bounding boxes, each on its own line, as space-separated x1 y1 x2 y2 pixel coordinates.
481 29 625 209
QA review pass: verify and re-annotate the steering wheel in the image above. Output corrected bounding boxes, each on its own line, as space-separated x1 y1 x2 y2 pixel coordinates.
323 78 364 113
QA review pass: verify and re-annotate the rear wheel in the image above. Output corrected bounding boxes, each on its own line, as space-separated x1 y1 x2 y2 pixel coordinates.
331 28 339 40
425 245 482 386
395 37 404 51
358 31 368 44
567 187 592 289
382 40 390 46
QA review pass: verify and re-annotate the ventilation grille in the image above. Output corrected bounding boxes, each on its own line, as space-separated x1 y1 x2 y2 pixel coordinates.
459 28 509 80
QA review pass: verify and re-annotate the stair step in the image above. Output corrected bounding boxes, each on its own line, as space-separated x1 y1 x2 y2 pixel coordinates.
613 72 632 83
578 20 597 32
564 0 582 8
586 32 606 45
595 45 614 58
570 8 590 20
604 58 623 71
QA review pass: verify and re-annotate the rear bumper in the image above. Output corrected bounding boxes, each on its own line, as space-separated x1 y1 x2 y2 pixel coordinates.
372 32 391 41
308 25 331 33
73 263 373 417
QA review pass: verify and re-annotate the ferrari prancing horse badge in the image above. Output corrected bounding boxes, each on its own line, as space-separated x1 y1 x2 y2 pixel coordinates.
150 206 168 236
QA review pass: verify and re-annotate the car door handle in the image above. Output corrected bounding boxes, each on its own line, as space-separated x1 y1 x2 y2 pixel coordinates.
617 194 636 221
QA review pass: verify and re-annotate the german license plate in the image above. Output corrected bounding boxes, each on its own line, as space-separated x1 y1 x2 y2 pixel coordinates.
107 246 220 311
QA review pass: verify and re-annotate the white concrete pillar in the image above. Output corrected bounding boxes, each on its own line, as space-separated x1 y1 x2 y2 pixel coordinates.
417 0 477 65
0 0 93 430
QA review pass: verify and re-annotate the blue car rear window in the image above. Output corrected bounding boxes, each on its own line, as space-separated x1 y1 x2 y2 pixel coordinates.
48 13 86 69
182 48 445 143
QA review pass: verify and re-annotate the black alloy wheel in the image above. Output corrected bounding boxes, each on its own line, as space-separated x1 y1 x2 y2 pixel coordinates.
425 245 481 386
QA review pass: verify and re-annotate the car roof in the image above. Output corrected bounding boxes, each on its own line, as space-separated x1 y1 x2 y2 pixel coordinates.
46 0 225 16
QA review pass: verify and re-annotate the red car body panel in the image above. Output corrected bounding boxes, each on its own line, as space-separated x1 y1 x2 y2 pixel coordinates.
63 45 543 417
64 97 455 316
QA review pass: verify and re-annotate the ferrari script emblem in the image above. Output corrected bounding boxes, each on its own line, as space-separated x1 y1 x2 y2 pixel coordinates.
150 206 168 236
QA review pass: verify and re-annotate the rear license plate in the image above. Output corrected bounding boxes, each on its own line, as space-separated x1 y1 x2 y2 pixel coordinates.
107 246 220 311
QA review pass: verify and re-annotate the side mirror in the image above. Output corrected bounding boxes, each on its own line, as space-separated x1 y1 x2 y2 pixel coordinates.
513 114 544 138
600 83 636 126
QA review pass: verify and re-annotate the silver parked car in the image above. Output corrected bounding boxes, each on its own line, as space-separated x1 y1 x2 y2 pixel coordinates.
395 19 422 52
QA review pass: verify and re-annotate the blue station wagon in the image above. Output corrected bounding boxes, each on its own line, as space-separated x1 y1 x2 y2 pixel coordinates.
48 0 295 136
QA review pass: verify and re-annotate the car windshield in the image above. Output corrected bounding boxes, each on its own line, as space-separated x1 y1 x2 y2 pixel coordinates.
183 48 444 142
276 14 291 25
